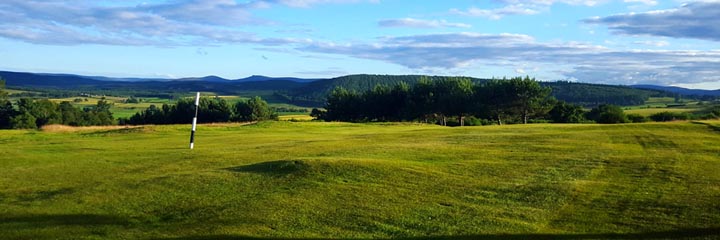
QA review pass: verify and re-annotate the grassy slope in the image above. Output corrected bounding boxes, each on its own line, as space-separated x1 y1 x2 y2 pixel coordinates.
1 121 719 239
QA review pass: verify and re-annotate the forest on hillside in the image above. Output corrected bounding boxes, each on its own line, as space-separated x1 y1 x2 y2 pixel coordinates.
276 74 669 107
312 77 720 126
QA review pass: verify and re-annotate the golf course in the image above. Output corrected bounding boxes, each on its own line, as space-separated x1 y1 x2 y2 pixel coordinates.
1 121 719 239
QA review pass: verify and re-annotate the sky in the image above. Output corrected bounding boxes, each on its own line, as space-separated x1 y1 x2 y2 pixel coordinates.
1 0 720 89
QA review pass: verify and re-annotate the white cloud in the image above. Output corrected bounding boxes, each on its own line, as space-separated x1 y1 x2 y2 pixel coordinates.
301 32 720 85
0 0 370 46
624 0 658 6
450 0 610 19
497 0 606 6
269 0 378 8
585 1 720 41
450 5 539 20
378 18 471 28
633 40 669 47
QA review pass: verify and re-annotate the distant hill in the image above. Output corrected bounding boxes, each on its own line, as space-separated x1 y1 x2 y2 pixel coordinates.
545 82 667 106
0 71 110 87
632 84 720 97
239 75 320 83
1 70 699 107
0 71 304 96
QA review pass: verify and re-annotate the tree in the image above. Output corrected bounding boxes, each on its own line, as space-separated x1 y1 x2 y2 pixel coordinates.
477 79 513 125
364 84 392 121
649 111 690 122
323 87 362 122
433 78 474 126
34 99 63 126
0 78 7 100
58 101 82 126
587 104 628 124
388 82 411 121
310 108 326 120
0 78 16 129
199 97 232 123
90 98 114 125
11 111 37 129
508 76 553 124
234 96 275 122
549 101 585 123
408 77 437 123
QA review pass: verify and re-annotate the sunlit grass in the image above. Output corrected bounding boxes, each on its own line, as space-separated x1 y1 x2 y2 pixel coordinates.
625 107 697 116
1 121 719 239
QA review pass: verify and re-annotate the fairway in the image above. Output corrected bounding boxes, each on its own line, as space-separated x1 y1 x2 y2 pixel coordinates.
1 121 720 239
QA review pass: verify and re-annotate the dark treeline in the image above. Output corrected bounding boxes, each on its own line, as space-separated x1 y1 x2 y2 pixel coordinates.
121 96 276 125
279 74 668 107
545 81 661 106
281 74 490 107
312 76 720 125
311 77 720 126
0 80 115 129
314 76 559 125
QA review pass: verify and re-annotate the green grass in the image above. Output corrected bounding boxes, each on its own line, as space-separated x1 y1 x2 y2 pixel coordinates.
624 97 719 116
1 121 720 239
4 88 37 94
625 107 698 116
49 96 174 119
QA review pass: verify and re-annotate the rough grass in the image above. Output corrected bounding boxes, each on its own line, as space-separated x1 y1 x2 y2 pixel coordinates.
1 121 719 239
40 124 145 133
278 114 314 121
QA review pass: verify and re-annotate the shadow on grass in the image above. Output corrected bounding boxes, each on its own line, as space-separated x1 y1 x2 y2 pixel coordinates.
225 160 310 175
158 227 720 240
691 121 720 133
0 214 131 227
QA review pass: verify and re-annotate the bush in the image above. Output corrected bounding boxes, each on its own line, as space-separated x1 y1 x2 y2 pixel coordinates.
462 116 487 126
587 104 628 124
627 114 649 123
649 112 691 122
549 101 586 123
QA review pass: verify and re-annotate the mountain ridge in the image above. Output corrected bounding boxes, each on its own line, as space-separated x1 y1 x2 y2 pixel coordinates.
631 84 720 97
1 70 716 107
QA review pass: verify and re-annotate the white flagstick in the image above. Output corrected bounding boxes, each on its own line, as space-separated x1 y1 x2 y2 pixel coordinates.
190 92 200 149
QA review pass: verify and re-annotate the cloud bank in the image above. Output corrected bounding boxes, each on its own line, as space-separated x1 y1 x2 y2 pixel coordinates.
585 1 720 41
0 0 373 46
302 32 720 85
378 18 471 28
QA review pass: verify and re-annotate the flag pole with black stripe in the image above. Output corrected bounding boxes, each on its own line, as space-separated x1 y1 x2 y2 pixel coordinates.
190 92 200 149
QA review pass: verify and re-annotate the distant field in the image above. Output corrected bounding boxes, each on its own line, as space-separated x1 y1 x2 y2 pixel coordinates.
623 97 714 116
4 88 35 94
48 96 174 119
1 121 719 239
625 107 698 116
278 114 314 121
44 94 309 119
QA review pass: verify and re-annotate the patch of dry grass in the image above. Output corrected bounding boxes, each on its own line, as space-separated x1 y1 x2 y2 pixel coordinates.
40 124 143 133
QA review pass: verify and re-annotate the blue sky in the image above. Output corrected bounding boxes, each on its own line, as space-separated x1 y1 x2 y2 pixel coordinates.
1 0 719 89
